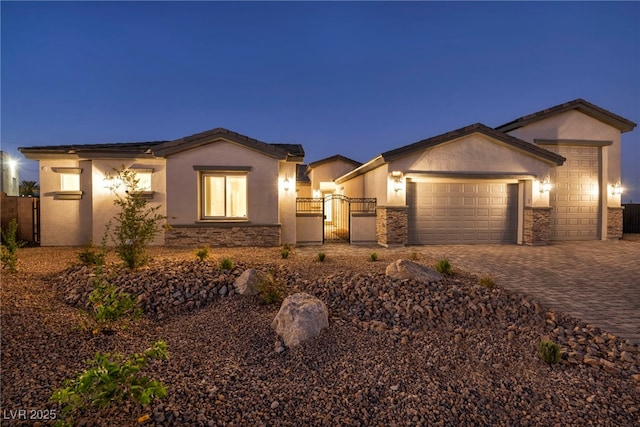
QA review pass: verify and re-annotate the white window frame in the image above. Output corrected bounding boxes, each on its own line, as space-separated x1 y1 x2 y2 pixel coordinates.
52 167 83 199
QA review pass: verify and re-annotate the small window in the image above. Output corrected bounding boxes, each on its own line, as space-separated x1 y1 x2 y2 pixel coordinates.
136 171 152 191
201 173 247 219
60 173 80 191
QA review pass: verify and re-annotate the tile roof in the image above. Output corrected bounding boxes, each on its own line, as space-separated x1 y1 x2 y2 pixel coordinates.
381 123 566 165
307 154 362 169
496 98 637 133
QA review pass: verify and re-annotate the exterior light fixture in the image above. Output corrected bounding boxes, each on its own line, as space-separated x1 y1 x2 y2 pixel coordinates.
611 182 623 196
539 176 551 193
390 171 404 193
283 176 290 192
102 171 114 189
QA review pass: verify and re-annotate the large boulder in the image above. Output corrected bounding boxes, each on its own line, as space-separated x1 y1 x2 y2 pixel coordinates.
272 293 329 347
234 268 265 296
386 259 443 283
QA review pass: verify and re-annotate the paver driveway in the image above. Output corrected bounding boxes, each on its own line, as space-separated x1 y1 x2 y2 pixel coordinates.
299 240 640 344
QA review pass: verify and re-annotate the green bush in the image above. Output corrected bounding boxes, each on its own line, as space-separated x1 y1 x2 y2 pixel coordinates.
220 257 234 270
479 274 497 289
1 218 24 272
257 273 287 305
317 252 326 262
370 252 378 262
410 252 419 261
281 248 290 259
195 245 210 262
51 340 169 426
106 167 166 270
434 258 452 275
78 241 106 266
88 270 141 333
537 339 562 367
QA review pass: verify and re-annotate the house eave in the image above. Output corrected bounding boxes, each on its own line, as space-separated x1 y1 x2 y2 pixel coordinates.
335 155 385 184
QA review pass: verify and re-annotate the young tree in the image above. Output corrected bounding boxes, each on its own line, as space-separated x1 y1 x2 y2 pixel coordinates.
107 167 165 269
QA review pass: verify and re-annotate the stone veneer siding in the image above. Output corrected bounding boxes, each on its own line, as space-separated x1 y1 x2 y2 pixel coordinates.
522 207 552 245
607 207 624 240
166 223 281 247
376 206 408 247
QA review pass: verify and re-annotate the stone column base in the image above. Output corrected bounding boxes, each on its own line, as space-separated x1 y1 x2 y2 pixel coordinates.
376 206 408 247
607 207 624 240
523 207 551 245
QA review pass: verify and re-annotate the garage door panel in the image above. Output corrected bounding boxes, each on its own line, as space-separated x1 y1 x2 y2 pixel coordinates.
408 181 517 244
550 145 600 240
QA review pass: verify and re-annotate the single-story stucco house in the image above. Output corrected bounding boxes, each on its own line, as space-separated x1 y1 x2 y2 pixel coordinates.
19 98 636 247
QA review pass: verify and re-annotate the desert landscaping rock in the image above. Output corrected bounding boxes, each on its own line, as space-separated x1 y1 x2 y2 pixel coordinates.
385 258 443 283
272 292 329 347
233 268 264 296
2 247 640 426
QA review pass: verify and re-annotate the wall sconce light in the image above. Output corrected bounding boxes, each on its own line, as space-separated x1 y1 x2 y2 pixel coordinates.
539 176 551 193
611 182 623 196
390 171 404 193
102 171 114 189
283 176 290 192
312 190 321 198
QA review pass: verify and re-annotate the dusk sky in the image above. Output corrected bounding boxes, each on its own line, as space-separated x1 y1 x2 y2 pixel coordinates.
2 1 639 201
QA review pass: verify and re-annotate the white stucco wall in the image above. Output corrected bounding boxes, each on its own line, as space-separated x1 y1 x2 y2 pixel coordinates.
309 159 360 193
165 140 280 225
38 159 92 246
279 161 298 245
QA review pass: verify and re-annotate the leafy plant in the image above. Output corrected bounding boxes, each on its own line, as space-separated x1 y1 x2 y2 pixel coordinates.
78 241 106 266
370 252 378 262
434 258 452 275
51 340 169 426
537 339 562 367
220 257 234 270
106 167 166 269
281 248 290 259
479 274 497 289
88 270 141 333
317 252 326 262
410 252 419 261
1 218 25 272
256 272 287 304
195 245 210 262
19 180 39 197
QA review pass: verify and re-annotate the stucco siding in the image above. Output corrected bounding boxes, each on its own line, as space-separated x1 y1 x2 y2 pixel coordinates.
165 140 280 225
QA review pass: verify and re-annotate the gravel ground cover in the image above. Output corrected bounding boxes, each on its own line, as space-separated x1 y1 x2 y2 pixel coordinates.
1 246 639 426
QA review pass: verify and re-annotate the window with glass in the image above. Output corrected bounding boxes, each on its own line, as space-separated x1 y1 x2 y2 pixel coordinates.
201 173 247 219
60 173 80 191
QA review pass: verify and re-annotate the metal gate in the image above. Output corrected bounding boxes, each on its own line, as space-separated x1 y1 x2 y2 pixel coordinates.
324 194 350 242
296 196 376 244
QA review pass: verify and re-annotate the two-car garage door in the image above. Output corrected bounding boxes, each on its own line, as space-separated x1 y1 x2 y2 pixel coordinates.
408 181 518 244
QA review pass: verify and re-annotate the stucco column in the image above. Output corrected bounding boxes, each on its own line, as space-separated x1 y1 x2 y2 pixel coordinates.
376 206 408 247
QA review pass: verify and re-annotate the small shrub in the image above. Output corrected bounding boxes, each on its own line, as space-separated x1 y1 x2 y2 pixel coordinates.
537 339 562 367
220 257 234 270
317 252 326 262
479 274 497 289
195 245 210 262
410 252 419 261
434 258 452 275
1 218 24 272
78 241 106 266
257 273 287 304
370 252 378 262
88 270 141 333
282 243 291 251
51 340 169 426
281 248 290 259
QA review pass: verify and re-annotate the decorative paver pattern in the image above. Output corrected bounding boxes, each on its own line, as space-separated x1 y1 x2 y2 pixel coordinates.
297 240 640 344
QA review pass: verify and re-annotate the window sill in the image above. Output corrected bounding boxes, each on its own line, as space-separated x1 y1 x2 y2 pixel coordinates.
54 191 83 200
128 191 155 200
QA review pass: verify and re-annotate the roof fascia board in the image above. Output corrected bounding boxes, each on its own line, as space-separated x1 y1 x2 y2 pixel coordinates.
154 136 287 159
335 155 385 184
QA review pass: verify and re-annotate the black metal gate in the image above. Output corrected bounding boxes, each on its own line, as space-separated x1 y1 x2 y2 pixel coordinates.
324 194 350 242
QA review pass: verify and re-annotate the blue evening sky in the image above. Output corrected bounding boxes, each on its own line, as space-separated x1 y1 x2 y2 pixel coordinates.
2 1 639 201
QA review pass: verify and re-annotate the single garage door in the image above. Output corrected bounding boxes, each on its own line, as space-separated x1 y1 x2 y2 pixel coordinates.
548 145 600 240
408 181 518 244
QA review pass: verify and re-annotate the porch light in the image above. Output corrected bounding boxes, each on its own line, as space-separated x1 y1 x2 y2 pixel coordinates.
283 176 290 192
390 171 404 192
539 176 551 193
611 182 623 196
